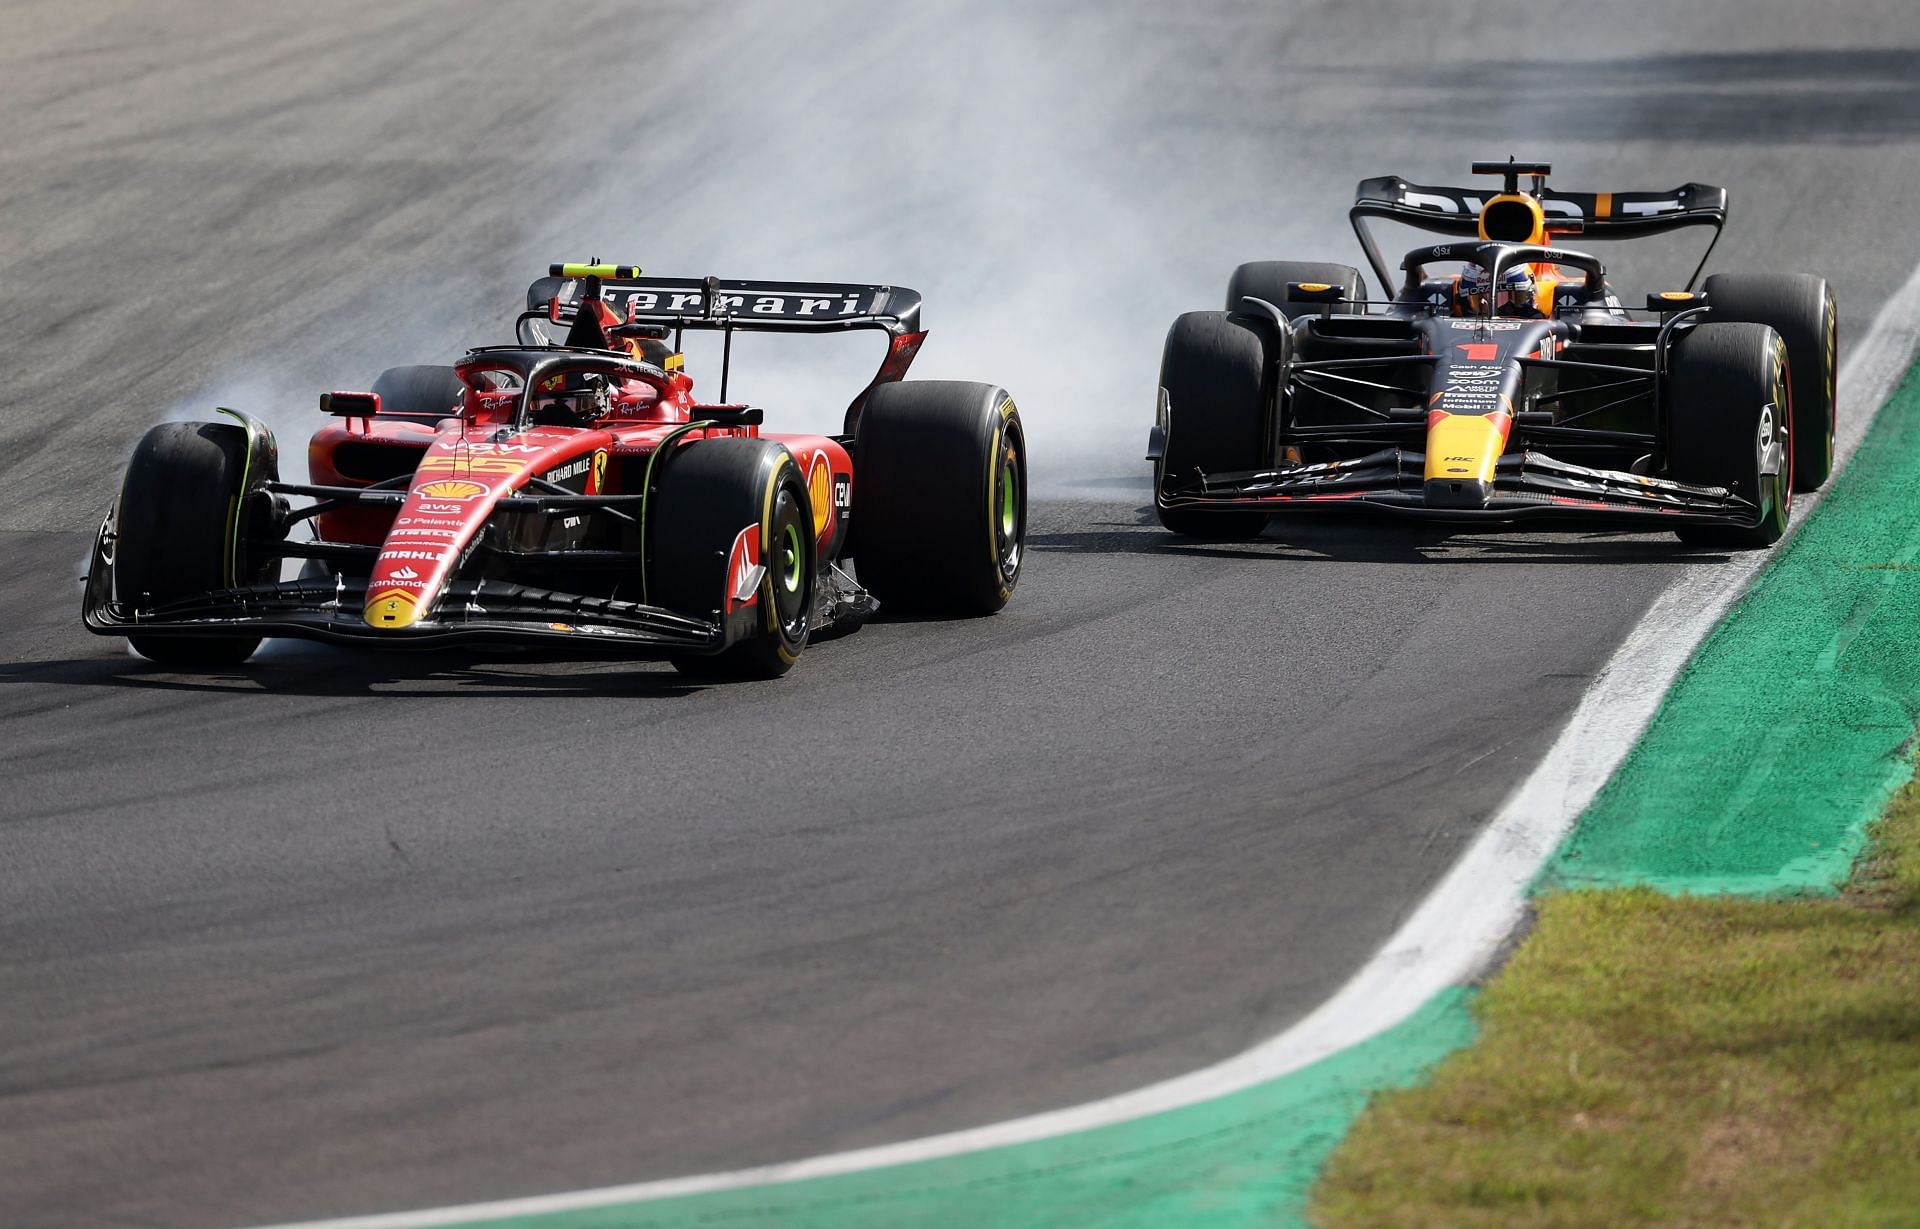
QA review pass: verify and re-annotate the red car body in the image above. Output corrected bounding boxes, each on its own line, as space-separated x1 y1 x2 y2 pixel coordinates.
83 266 1026 676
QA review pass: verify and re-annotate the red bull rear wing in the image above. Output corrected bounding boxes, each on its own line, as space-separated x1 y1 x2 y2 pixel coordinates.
1349 175 1728 296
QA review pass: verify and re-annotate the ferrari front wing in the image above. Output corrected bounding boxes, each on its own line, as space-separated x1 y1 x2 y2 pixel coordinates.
80 523 726 655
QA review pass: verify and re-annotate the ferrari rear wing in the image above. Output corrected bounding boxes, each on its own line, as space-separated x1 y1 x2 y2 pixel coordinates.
1349 176 1728 295
527 271 923 336
525 268 926 434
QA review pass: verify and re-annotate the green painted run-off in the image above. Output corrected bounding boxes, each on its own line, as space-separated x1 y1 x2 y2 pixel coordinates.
1546 364 1920 897
428 992 1474 1228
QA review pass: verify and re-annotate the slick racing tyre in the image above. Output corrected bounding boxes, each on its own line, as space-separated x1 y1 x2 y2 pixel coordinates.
1225 260 1365 321
853 380 1025 615
1154 310 1272 538
651 438 814 679
1667 322 1792 548
116 421 276 666
370 365 468 419
1702 273 1837 491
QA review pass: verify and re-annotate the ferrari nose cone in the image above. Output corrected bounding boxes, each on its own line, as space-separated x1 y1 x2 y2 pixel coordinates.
365 588 422 628
1424 477 1493 509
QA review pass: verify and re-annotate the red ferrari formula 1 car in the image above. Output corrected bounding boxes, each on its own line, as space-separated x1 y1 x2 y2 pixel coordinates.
84 265 1026 678
1150 158 1837 546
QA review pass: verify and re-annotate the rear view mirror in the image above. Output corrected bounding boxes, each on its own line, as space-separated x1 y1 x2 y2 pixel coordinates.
1647 291 1708 313
320 391 381 417
1287 281 1347 304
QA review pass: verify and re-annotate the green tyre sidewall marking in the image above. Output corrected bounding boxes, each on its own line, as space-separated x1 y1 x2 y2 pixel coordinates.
212 406 279 588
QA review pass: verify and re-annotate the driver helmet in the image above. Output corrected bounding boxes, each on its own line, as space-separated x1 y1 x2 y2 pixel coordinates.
1459 264 1538 317
534 370 614 425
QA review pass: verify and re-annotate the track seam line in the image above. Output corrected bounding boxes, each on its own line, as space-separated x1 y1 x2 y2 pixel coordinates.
240 262 1920 1229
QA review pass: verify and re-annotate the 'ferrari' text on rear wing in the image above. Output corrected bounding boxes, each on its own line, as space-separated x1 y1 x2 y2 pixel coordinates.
525 269 929 432
527 273 924 336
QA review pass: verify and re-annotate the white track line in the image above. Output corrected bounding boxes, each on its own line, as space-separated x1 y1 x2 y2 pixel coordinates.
246 266 1920 1229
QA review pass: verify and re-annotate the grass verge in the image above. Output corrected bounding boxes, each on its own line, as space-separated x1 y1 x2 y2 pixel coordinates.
1308 775 1920 1228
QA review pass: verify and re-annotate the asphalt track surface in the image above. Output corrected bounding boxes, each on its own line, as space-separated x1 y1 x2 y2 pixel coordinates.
5 3 1920 1226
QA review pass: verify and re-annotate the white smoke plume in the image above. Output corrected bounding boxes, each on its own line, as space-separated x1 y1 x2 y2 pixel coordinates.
511 2 1362 495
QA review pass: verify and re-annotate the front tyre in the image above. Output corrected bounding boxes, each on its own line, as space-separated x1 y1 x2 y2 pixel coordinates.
650 438 814 679
1702 273 1837 491
1154 310 1272 538
1667 322 1792 548
854 380 1025 615
115 421 275 666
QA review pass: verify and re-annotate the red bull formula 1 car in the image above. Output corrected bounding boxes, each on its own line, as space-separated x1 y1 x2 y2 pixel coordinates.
1150 158 1837 546
84 265 1026 678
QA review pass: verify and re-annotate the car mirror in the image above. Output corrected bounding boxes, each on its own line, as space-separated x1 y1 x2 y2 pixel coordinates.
1647 291 1707 313
320 391 381 417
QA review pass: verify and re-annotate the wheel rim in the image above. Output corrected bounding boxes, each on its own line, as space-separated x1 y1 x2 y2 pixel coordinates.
770 486 809 643
1762 361 1791 526
995 441 1023 577
779 521 803 595
1000 456 1018 539
1766 403 1790 520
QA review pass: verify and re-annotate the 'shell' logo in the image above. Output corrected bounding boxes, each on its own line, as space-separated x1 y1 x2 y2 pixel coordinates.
417 481 486 500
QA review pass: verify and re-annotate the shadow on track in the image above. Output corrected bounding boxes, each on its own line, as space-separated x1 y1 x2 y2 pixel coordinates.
0 647 714 700
1026 506 1737 567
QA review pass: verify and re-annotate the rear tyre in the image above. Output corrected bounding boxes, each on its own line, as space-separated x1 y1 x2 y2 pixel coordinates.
1702 273 1837 491
1667 322 1792 548
370 365 467 418
1154 310 1271 538
650 438 813 679
853 380 1025 615
116 421 272 665
1225 260 1365 320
